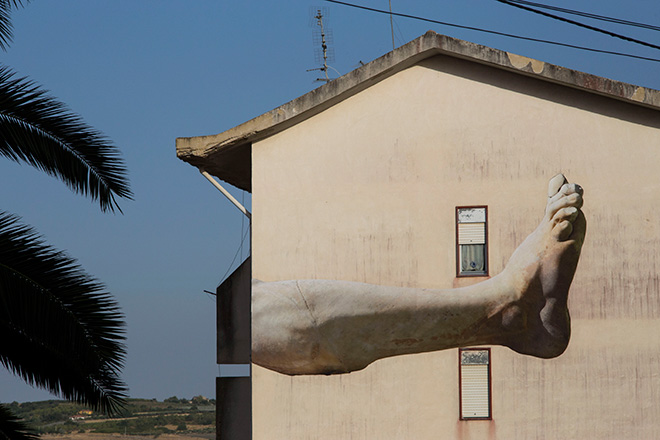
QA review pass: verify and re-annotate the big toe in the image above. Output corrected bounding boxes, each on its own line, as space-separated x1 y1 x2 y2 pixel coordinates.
548 174 568 197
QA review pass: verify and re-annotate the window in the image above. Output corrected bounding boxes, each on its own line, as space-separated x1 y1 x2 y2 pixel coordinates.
459 348 491 420
456 206 488 276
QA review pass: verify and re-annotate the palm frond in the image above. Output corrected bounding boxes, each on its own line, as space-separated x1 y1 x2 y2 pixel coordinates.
0 212 127 415
0 66 132 212
0 404 39 440
0 1 28 52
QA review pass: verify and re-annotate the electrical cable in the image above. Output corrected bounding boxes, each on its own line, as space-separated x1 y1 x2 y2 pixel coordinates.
240 190 246 262
324 0 660 63
500 0 660 32
496 0 660 52
217 221 251 287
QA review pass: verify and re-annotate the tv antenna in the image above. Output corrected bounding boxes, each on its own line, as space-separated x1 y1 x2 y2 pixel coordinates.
308 8 337 83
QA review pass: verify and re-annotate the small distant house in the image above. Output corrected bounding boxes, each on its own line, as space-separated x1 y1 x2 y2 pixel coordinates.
177 31 660 439
70 410 92 422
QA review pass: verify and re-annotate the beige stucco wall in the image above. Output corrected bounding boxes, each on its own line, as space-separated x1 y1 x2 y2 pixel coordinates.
251 54 660 439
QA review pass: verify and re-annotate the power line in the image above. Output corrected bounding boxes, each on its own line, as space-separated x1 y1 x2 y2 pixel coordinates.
217 218 250 287
496 0 660 52
500 0 660 32
324 0 660 63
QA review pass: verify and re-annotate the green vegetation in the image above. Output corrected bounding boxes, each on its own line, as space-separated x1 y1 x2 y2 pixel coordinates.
4 397 215 436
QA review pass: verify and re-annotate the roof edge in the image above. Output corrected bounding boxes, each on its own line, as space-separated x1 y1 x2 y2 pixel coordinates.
176 31 660 179
176 31 445 163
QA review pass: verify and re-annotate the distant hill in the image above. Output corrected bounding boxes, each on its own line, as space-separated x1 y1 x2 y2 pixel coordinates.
4 396 215 438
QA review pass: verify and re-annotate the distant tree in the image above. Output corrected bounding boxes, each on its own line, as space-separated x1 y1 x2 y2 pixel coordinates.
190 396 208 405
0 2 132 439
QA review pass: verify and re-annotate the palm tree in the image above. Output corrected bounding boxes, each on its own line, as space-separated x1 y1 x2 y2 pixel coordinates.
0 1 132 438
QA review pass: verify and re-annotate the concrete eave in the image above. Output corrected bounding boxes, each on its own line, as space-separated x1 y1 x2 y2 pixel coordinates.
176 31 660 192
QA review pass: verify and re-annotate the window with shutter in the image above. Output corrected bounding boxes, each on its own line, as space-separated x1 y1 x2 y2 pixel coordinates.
459 348 492 420
456 207 488 276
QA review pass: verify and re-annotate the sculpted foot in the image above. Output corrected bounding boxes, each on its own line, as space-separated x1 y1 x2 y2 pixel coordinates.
251 174 586 375
500 174 586 358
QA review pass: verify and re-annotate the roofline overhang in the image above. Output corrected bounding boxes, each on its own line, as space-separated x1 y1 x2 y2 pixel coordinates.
176 31 660 192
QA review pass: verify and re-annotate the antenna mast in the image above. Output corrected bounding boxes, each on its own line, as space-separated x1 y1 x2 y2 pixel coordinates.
308 8 336 83
389 1 395 50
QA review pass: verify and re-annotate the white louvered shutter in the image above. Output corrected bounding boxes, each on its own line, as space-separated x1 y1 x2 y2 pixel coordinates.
458 222 486 245
460 349 491 419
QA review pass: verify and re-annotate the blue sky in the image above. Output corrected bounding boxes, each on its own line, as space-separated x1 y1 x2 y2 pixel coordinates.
0 0 658 403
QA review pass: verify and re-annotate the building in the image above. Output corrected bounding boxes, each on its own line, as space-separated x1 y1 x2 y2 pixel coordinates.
177 31 660 439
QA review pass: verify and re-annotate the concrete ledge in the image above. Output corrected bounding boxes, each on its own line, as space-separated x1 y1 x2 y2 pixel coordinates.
176 31 660 191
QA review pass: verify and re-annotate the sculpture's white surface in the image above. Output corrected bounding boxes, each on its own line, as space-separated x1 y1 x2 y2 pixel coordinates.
252 174 586 375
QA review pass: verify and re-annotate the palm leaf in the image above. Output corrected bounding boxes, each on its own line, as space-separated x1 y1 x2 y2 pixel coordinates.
0 212 127 415
0 1 28 52
0 404 38 440
0 66 132 212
